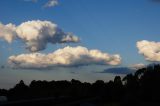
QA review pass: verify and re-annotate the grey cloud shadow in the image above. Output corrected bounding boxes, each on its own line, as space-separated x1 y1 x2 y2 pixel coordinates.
99 67 135 75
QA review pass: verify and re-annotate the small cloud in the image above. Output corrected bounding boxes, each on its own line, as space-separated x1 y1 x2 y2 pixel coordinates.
129 63 145 70
44 0 58 8
8 46 121 69
137 40 160 61
23 0 58 8
0 23 17 43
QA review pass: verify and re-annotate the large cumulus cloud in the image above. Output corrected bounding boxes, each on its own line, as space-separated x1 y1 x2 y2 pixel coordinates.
8 46 121 69
137 40 160 61
0 20 79 52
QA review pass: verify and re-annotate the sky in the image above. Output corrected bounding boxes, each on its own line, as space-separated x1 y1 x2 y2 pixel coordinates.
0 0 160 88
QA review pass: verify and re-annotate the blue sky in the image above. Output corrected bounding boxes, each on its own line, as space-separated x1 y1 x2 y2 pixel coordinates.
0 0 160 88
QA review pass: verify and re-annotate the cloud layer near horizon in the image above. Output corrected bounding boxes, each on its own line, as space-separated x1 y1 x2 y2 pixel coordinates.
101 63 145 74
8 46 121 69
129 63 145 70
137 40 160 61
0 20 79 52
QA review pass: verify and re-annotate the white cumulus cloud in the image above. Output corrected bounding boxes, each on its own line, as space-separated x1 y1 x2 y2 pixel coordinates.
137 40 160 61
8 46 121 69
0 20 79 52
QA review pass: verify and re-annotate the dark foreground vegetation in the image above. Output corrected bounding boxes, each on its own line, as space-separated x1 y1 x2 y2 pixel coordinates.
1 64 160 106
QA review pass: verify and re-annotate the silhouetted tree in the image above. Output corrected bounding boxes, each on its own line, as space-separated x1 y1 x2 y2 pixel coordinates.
112 76 123 101
8 80 29 100
2 64 160 105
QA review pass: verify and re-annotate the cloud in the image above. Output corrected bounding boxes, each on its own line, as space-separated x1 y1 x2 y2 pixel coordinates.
101 63 145 75
0 20 79 52
8 46 121 69
24 0 58 8
137 40 160 61
102 67 134 75
0 23 17 43
44 0 58 8
129 63 145 70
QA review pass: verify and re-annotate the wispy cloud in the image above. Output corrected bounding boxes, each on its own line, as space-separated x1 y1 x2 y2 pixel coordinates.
24 0 58 8
44 0 58 8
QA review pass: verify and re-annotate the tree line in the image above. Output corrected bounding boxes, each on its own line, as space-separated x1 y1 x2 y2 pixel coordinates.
1 64 160 104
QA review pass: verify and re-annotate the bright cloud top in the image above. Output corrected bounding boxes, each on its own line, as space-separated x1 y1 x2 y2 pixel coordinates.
137 40 160 61
0 20 79 52
8 46 121 69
